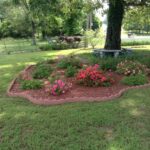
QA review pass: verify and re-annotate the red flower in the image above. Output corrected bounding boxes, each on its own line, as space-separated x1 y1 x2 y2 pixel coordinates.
76 65 114 87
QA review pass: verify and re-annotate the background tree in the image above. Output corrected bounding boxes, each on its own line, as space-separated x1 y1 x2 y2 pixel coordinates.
123 7 150 34
97 0 150 50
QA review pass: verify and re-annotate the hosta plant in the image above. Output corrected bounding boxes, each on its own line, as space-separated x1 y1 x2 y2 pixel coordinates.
76 64 114 87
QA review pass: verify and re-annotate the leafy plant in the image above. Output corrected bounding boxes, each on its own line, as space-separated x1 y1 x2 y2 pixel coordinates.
117 60 149 76
65 66 77 77
20 80 43 90
76 64 114 87
57 56 82 69
33 64 53 79
39 44 52 51
121 74 148 86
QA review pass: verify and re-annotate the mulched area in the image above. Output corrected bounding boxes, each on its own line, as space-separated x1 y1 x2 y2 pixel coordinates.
8 65 150 105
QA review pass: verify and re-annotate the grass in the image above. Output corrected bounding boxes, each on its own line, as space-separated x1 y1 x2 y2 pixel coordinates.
0 38 47 54
0 40 150 149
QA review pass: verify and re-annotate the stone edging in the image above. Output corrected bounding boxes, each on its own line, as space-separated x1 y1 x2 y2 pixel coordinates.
7 65 150 106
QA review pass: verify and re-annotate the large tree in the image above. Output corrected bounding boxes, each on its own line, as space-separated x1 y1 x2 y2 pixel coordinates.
98 0 150 50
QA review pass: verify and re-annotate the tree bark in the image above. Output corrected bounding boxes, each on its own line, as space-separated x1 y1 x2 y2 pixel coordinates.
104 0 124 50
31 20 36 45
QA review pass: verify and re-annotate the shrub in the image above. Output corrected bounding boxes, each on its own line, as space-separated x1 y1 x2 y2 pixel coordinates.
33 64 53 79
51 42 69 50
39 44 52 51
90 56 123 71
117 60 149 76
57 56 82 69
20 80 43 90
44 80 72 96
121 74 148 86
76 64 114 87
65 66 77 77
100 58 121 71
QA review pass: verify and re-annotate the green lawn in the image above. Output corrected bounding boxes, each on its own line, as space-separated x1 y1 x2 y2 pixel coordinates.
0 46 150 149
0 38 47 54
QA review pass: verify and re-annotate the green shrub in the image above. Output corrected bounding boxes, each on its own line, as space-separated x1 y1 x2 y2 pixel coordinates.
65 66 77 77
33 64 53 79
100 58 121 71
21 80 43 90
121 74 148 86
51 42 69 50
90 57 122 71
57 57 82 69
117 60 148 76
39 44 52 51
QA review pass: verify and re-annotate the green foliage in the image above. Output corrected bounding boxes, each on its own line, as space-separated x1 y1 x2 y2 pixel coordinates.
33 64 53 79
20 80 43 90
0 5 32 38
91 57 122 71
84 29 104 48
65 66 77 77
57 56 82 69
121 74 148 86
39 44 52 51
123 7 150 34
50 41 69 50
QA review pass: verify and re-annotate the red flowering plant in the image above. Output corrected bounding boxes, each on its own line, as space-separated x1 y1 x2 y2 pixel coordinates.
76 64 114 87
44 80 72 96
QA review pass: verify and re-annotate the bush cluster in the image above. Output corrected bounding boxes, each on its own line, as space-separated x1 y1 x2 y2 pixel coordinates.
32 64 53 79
57 57 82 69
44 80 72 96
76 64 114 87
117 60 149 76
121 74 148 86
65 66 77 77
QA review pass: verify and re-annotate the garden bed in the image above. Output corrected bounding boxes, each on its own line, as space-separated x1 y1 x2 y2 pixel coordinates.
7 61 150 105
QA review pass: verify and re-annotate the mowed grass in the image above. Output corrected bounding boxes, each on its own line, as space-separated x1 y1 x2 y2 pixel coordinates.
0 46 150 149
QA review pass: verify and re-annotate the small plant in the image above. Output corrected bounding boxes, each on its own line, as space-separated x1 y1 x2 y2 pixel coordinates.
121 74 148 86
57 56 82 69
20 80 43 90
65 66 77 77
39 44 52 51
33 64 53 79
76 64 114 87
117 60 148 76
44 80 72 96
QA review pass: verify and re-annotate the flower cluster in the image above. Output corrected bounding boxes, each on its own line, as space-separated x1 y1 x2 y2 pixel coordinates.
76 64 114 87
44 80 72 96
117 60 149 76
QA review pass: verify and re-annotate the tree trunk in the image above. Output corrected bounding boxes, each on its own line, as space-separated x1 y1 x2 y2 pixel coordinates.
104 0 124 50
31 20 36 45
